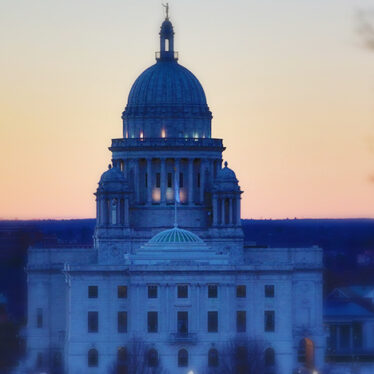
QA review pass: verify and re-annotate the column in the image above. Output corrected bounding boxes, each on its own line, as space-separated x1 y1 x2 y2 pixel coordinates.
134 159 139 203
236 197 241 225
213 196 218 226
221 198 225 226
123 159 128 178
146 158 152 204
216 159 222 175
199 160 205 204
229 198 233 225
124 198 129 226
174 158 180 202
188 158 194 205
160 158 166 205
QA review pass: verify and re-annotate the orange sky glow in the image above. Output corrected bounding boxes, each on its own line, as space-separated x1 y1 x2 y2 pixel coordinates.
0 0 373 220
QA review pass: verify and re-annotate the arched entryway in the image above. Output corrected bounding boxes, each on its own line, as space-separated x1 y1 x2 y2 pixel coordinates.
298 338 315 370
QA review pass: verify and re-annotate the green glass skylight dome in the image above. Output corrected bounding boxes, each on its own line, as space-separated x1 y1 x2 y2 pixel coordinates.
149 226 203 244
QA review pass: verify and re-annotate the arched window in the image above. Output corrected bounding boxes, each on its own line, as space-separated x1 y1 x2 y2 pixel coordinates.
117 347 127 363
88 348 98 367
265 347 275 367
117 347 128 374
178 349 188 367
148 348 158 367
208 348 218 367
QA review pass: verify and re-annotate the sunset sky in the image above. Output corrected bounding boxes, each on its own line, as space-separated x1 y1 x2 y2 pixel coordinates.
0 0 373 220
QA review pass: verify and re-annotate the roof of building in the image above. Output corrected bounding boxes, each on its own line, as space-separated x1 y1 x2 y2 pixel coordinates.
324 300 374 318
149 226 203 244
99 165 126 183
216 161 237 181
126 60 207 107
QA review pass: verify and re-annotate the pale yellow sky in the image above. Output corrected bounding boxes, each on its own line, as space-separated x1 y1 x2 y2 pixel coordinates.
0 0 373 219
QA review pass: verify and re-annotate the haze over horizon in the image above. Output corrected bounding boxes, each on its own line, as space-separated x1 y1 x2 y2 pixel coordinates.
1 0 373 220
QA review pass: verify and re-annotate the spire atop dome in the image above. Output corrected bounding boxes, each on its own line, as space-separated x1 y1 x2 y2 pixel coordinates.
157 4 178 61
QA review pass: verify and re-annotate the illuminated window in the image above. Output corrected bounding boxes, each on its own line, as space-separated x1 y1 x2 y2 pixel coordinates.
140 131 144 139
161 129 166 138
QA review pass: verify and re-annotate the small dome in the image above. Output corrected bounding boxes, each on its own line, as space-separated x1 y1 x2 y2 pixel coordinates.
149 226 203 244
214 162 240 192
99 165 126 183
160 19 174 37
216 161 237 180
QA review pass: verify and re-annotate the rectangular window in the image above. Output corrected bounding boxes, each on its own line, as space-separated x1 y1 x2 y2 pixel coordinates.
156 173 161 188
208 285 218 298
340 325 350 349
177 285 188 298
148 285 158 298
177 311 188 334
265 285 274 298
237 311 246 332
118 285 128 299
88 311 98 333
179 173 184 188
197 172 201 187
167 172 172 188
147 311 158 333
145 173 148 187
36 308 43 328
236 285 246 298
353 322 363 349
208 311 218 332
264 311 275 332
118 311 127 333
88 286 98 298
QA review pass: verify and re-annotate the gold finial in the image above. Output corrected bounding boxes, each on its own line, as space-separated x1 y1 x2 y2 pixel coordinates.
162 3 169 20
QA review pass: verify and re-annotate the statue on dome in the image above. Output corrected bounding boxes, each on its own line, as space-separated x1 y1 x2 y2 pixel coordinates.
162 3 169 19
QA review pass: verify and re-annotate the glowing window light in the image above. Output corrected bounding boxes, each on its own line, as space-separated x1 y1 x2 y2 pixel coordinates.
161 129 166 138
140 131 144 139
125 131 129 139
152 188 161 203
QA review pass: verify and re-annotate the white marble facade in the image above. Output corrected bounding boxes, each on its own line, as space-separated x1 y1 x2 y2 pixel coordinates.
26 13 324 374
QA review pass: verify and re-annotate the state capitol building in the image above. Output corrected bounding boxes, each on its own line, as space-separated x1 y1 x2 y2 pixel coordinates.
25 9 324 374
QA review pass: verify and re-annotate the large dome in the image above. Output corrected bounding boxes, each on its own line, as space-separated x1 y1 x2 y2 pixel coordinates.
121 17 212 139
127 60 208 106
